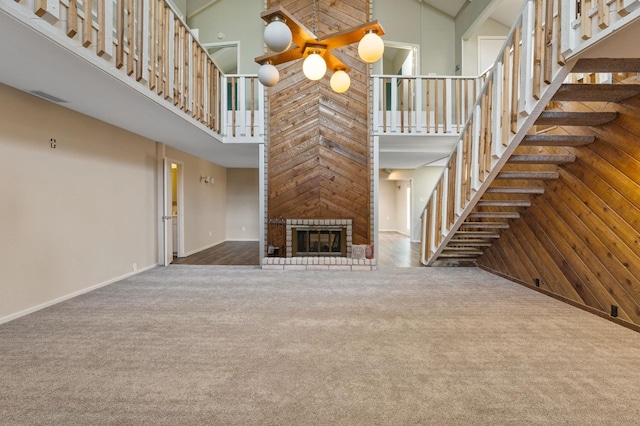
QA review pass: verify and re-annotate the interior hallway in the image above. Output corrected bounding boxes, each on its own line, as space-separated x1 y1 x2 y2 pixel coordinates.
377 231 422 267
1 266 639 425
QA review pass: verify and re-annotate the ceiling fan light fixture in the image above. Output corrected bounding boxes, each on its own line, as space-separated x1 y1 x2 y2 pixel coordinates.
358 30 384 63
258 63 280 87
303 52 327 81
264 17 292 53
330 69 350 93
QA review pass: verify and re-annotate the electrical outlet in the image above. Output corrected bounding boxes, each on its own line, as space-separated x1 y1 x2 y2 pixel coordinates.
611 305 618 317
209 231 212 236
534 278 540 287
132 263 137 272
242 226 246 231
50 138 56 148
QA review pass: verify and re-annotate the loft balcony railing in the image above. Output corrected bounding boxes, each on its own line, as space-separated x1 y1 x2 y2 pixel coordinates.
2 0 264 142
372 74 488 135
420 0 640 265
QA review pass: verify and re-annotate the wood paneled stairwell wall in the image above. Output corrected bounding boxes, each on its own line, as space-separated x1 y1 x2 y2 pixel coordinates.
266 0 372 250
477 94 640 331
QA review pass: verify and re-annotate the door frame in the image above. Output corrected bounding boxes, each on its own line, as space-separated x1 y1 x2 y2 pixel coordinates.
160 157 185 266
170 159 185 258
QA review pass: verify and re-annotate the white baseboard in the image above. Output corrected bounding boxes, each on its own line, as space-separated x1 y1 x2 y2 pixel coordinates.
226 238 260 242
0 264 157 325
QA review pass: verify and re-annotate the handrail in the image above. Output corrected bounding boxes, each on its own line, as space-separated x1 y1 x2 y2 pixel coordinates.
5 0 263 141
371 74 486 135
419 0 640 265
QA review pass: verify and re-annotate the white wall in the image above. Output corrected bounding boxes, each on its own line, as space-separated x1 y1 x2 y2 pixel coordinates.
380 179 411 235
0 82 239 322
379 179 399 231
0 83 158 322
387 167 444 241
395 180 411 236
374 0 456 75
187 0 264 74
454 0 496 74
166 147 228 255
226 168 259 240
462 18 509 75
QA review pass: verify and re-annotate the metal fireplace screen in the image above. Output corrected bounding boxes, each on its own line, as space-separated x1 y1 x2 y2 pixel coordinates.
292 226 346 257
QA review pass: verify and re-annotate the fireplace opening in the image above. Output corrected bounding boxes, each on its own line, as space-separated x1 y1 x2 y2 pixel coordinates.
292 226 346 257
285 219 352 258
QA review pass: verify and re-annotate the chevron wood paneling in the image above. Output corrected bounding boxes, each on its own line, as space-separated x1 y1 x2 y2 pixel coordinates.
477 94 640 329
267 0 371 248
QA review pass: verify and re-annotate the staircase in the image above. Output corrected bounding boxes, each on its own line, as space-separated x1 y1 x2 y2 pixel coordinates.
437 71 637 265
421 0 640 266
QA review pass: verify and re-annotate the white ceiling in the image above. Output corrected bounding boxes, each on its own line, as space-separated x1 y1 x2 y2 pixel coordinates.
488 0 524 28
418 0 469 18
379 134 457 168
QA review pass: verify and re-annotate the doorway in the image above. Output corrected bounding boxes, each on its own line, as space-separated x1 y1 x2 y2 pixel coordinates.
162 158 184 266
377 176 420 267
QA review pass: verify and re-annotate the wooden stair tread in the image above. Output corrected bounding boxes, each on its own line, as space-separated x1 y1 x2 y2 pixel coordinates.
508 154 576 164
460 222 510 229
572 58 640 73
477 200 532 207
487 186 545 194
469 212 520 219
521 134 595 146
448 240 493 247
534 111 617 126
455 231 501 238
437 253 482 259
442 247 485 254
496 171 560 180
552 84 640 102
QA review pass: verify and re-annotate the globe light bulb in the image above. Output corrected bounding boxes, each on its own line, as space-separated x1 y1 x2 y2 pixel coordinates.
358 31 384 63
264 19 292 53
257 63 280 87
330 70 350 93
302 52 327 81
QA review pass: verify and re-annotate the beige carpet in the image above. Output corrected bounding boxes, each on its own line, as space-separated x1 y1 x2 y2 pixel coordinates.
1 266 639 425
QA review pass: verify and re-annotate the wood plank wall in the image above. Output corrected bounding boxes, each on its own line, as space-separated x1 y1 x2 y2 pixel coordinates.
477 94 640 329
267 0 371 249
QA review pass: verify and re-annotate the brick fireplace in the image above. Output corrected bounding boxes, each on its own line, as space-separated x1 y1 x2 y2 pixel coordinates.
261 218 375 271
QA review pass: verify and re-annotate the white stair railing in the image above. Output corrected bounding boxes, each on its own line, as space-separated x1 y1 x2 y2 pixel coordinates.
372 74 487 135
